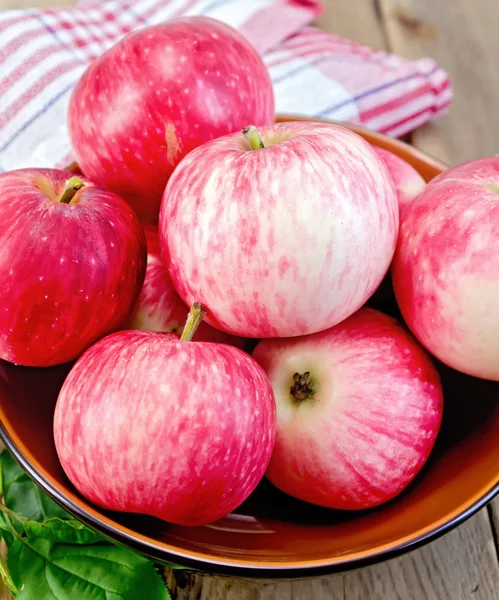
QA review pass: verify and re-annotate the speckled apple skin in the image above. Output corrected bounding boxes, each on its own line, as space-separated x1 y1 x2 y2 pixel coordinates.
0 168 146 367
252 308 443 510
160 121 399 338
393 157 499 380
125 224 244 348
68 17 275 223
53 329 276 526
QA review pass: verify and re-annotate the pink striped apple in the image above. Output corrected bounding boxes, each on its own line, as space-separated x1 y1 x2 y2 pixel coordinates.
373 146 426 214
160 121 399 338
68 17 275 223
0 168 146 367
54 304 276 526
393 157 499 380
125 224 244 347
252 307 443 510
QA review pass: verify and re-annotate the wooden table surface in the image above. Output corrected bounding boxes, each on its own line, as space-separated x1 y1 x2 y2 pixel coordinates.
1 0 499 598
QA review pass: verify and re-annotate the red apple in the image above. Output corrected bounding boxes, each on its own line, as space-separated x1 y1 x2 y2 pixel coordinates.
125 224 244 348
68 17 275 223
0 168 146 367
53 304 276 526
160 121 399 338
373 147 426 214
393 157 499 380
252 307 443 510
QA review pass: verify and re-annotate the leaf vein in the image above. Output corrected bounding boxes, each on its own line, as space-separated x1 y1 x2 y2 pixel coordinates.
53 552 140 574
44 563 68 600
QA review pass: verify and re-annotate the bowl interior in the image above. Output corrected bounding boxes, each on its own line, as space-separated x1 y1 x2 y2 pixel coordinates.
1 117 498 577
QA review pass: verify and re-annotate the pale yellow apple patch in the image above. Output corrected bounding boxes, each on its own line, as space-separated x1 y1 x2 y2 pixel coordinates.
165 123 181 165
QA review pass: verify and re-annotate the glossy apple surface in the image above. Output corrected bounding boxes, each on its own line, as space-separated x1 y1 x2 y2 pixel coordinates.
393 157 499 380
252 307 443 510
0 168 146 367
160 121 399 338
125 224 244 347
373 146 426 214
68 17 275 223
53 327 276 526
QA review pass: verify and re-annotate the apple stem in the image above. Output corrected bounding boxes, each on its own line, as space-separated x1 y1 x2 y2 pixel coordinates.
290 372 316 402
180 302 207 342
242 125 265 151
58 176 85 204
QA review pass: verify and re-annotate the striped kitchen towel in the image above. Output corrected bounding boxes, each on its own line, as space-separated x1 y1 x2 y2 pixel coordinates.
0 0 452 173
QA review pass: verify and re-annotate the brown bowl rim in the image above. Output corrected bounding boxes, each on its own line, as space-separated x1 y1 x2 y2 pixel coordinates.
277 114 449 173
2 424 498 579
1 115 497 578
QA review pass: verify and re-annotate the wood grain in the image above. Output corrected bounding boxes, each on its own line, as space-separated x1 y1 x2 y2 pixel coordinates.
314 0 388 50
378 0 499 165
344 512 499 600
489 503 499 562
164 572 345 600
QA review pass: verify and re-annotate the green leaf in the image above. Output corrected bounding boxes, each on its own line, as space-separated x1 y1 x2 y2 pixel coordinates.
0 452 68 523
0 513 11 535
0 449 177 597
8 538 171 600
24 518 102 545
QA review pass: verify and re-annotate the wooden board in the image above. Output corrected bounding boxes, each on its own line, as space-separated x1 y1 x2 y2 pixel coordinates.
164 572 345 600
379 0 499 166
314 0 388 50
489 503 499 566
344 513 499 600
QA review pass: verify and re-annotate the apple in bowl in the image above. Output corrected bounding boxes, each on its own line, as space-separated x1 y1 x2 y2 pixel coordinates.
0 168 146 367
252 307 443 510
53 305 276 526
393 157 499 380
68 17 275 223
160 121 399 338
373 146 426 214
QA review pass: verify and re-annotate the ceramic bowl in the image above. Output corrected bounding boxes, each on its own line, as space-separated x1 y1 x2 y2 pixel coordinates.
0 115 498 579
